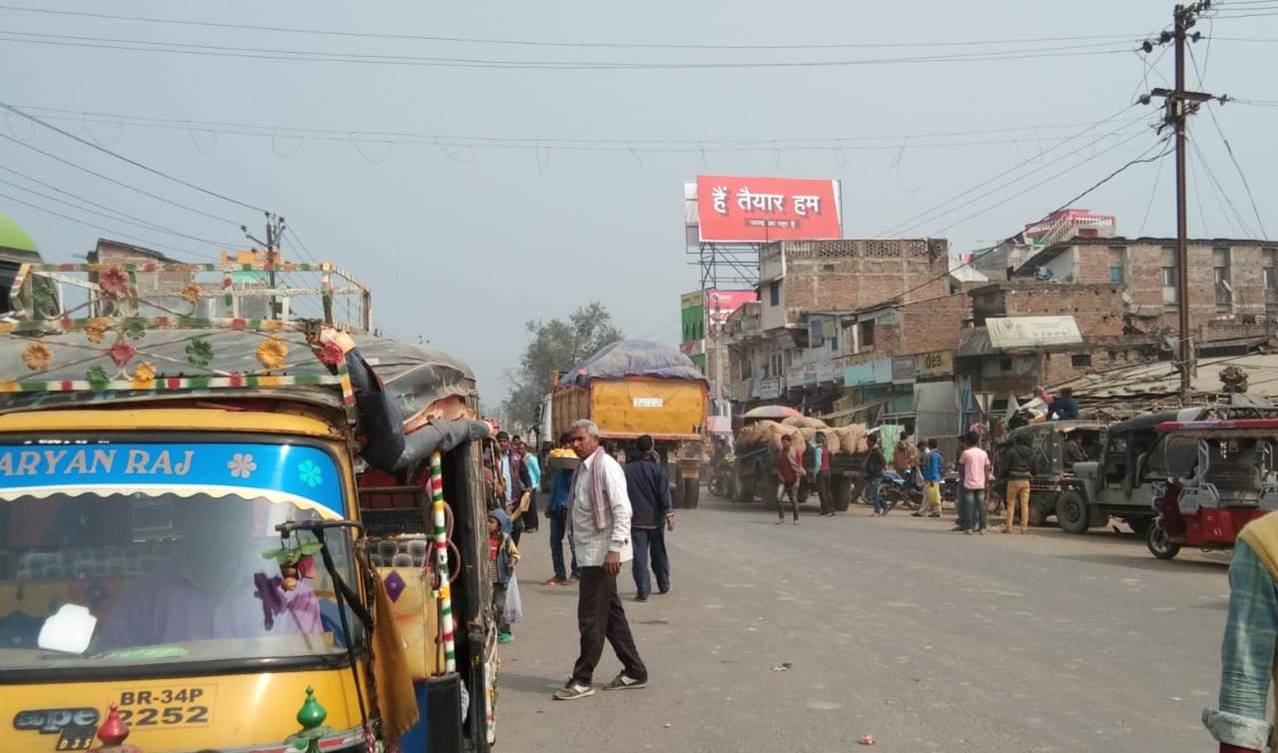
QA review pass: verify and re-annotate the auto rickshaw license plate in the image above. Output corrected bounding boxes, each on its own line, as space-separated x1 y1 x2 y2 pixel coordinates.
115 685 215 728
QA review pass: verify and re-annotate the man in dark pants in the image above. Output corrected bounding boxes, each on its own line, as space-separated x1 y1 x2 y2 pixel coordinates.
813 432 834 517
544 433 581 586
623 435 675 601
554 419 647 701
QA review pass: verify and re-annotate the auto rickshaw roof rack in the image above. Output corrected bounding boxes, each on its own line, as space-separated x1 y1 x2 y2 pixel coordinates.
0 260 370 421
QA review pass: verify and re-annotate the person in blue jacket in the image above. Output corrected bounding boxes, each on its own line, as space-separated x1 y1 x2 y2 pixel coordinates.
545 433 581 586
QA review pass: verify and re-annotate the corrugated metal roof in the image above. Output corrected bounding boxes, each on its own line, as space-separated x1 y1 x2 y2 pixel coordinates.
1049 353 1278 399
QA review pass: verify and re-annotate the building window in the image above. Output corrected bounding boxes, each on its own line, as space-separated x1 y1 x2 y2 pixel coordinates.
741 357 752 379
1214 246 1233 312
829 325 840 353
769 280 780 307
999 357 1012 371
1161 246 1179 307
1266 248 1278 289
858 320 875 351
1071 353 1093 368
1108 246 1126 285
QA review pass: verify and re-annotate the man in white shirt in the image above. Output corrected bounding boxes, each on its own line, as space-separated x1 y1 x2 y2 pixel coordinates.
553 419 648 700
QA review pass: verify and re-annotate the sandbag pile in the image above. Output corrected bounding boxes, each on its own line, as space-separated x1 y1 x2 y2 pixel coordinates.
737 417 868 456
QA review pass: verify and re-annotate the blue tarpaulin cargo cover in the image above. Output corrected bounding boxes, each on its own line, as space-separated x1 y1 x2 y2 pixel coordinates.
558 340 706 387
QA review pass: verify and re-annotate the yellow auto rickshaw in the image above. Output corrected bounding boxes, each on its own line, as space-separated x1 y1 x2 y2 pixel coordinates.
0 259 498 752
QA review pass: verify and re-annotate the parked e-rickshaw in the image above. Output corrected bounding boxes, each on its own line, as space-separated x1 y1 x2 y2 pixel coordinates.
0 259 498 752
993 420 1105 528
1146 418 1278 560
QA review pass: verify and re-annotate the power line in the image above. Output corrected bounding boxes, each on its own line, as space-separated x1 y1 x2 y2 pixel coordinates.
860 140 1175 313
283 225 320 265
0 130 248 227
929 130 1166 236
0 31 1135 70
0 189 212 261
0 170 235 250
0 100 266 214
11 104 1154 150
1189 134 1255 235
877 107 1149 236
1139 147 1170 234
1187 44 1268 236
1202 103 1269 237
0 5 1151 51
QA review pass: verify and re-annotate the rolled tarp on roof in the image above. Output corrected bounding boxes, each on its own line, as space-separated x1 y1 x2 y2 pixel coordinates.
557 339 706 388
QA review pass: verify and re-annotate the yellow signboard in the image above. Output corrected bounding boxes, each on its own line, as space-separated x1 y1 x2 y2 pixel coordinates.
915 350 953 379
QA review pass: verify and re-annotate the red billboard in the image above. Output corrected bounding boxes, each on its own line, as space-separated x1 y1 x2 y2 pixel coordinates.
705 289 757 335
696 175 842 243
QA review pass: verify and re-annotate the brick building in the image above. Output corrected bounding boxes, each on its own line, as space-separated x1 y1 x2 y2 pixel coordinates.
1011 236 1278 338
726 238 965 417
758 238 950 331
970 281 1129 338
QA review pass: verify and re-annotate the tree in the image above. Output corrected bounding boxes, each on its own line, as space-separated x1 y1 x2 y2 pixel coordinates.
503 302 623 429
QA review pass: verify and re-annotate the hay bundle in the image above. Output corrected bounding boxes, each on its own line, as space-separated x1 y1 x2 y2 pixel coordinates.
832 424 870 455
781 415 829 430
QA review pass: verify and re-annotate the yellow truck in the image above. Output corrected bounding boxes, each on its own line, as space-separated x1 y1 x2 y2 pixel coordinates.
551 340 707 507
0 259 498 753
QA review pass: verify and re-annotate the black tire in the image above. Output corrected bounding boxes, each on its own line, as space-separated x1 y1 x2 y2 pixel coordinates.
797 483 811 506
735 472 755 503
683 477 700 509
832 476 853 512
1027 504 1049 528
671 478 685 509
1146 517 1181 560
1056 490 1089 534
760 472 778 508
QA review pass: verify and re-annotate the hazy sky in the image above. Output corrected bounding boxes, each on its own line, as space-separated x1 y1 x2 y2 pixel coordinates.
4 1 1275 405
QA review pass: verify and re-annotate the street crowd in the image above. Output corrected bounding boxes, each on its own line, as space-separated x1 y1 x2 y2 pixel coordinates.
485 421 674 701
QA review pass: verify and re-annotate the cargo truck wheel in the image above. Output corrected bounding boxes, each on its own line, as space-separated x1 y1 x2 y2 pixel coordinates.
1055 491 1089 534
761 474 778 507
683 477 700 509
735 472 755 503
1027 504 1049 527
671 479 685 509
831 476 852 512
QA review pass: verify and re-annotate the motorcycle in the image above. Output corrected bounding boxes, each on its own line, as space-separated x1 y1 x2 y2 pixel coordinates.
877 467 924 511
708 453 735 499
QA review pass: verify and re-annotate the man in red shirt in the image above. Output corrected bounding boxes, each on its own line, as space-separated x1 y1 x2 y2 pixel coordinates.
776 434 805 526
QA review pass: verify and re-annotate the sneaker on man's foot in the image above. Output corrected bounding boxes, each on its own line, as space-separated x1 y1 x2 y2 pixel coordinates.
634 593 649 602
498 632 514 644
603 673 647 691
929 513 942 518
553 683 595 701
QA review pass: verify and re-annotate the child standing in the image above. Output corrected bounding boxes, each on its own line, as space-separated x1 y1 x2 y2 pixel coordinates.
488 508 520 643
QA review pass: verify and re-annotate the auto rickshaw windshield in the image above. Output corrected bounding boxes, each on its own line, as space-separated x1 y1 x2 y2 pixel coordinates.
0 492 357 673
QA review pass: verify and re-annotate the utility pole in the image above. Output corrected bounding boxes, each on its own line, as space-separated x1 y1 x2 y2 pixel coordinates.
1147 2 1216 399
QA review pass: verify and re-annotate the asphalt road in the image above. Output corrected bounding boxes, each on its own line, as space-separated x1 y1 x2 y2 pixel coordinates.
496 493 1234 753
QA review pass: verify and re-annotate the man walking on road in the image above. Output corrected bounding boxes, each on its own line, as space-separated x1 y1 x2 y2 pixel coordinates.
623 435 675 601
958 432 991 534
864 434 888 517
776 433 805 525
544 434 580 586
554 419 647 701
1001 432 1035 534
913 438 943 518
813 432 834 517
